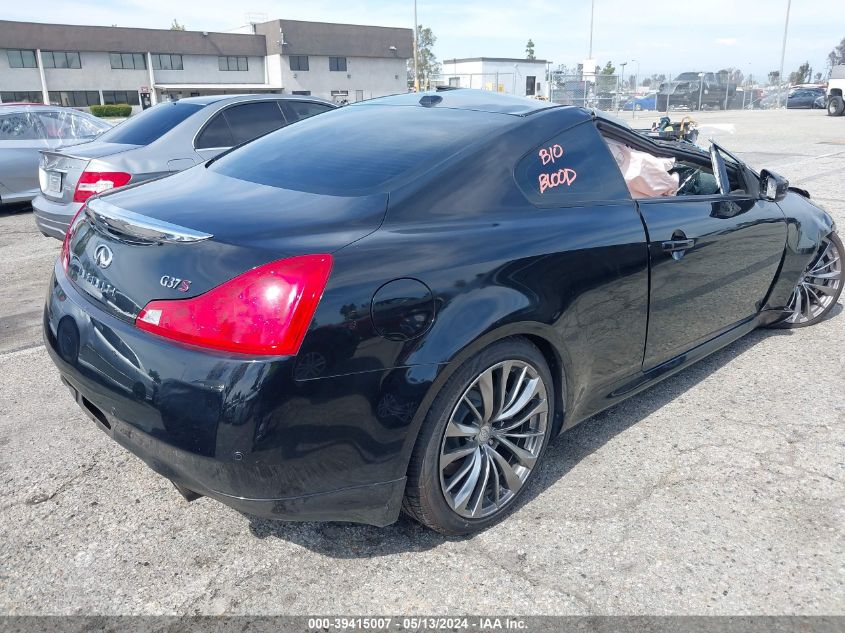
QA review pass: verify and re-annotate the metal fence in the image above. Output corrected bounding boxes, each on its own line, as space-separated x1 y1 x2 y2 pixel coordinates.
427 68 807 113
548 70 804 113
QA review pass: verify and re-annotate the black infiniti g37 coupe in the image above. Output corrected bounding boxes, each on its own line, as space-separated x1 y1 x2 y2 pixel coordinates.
44 90 841 535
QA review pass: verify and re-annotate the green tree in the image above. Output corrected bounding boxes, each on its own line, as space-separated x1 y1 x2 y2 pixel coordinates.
788 61 811 85
170 19 186 31
408 25 440 90
768 70 780 85
525 39 536 60
600 61 615 75
827 36 845 73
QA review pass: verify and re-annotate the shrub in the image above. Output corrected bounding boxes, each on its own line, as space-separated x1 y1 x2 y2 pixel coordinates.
90 104 132 118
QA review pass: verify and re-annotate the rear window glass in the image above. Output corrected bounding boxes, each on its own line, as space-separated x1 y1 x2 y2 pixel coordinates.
209 105 507 195
223 101 286 145
97 102 203 146
515 122 630 205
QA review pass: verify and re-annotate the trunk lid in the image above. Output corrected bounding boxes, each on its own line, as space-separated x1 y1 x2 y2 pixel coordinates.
65 166 387 322
40 142 139 203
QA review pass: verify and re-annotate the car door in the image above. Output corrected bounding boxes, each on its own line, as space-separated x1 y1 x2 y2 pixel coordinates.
194 100 288 161
635 144 787 370
0 110 48 201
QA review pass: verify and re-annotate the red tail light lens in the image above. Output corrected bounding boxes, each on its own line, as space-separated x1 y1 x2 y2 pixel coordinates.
136 254 333 356
60 204 88 273
73 171 132 203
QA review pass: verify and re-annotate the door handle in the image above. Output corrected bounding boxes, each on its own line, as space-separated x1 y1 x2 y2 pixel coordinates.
661 238 695 252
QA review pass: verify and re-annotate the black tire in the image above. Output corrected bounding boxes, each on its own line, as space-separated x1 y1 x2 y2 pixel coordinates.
403 337 555 535
769 232 843 329
827 96 844 117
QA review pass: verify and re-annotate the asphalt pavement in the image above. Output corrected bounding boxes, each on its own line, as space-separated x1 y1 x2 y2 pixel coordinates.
0 108 842 615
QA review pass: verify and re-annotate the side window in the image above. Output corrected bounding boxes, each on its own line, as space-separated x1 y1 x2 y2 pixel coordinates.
515 122 629 206
0 112 42 141
223 101 286 145
196 112 233 149
281 101 334 122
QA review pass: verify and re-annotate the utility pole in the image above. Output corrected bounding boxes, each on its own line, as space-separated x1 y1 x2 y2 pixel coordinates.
777 0 791 107
588 0 595 59
413 0 420 92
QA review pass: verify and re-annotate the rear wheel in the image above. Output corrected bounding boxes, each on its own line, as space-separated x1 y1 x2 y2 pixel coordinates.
771 232 843 328
403 338 554 535
828 96 844 116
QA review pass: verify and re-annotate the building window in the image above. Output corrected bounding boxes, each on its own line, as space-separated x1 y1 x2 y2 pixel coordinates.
0 91 42 103
292 90 311 96
48 91 100 107
219 56 248 71
329 57 347 72
330 90 349 104
448 77 460 87
110 52 147 70
151 53 183 71
289 56 309 71
42 51 82 69
7 50 38 68
102 90 140 106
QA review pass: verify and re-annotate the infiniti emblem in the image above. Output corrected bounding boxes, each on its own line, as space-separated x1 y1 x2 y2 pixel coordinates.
94 244 113 269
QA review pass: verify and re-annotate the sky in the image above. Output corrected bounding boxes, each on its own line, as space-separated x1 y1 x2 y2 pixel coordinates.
3 0 842 82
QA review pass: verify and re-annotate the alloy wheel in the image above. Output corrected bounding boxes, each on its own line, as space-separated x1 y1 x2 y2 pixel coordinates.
438 360 548 519
784 235 842 324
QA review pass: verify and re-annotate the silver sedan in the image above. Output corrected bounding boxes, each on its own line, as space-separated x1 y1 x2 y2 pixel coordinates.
0 104 109 205
33 94 336 240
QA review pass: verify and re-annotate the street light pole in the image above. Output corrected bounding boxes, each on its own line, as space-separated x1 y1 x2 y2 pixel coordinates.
413 0 420 92
777 0 791 107
617 61 627 113
588 0 595 59
631 59 639 118
698 72 705 110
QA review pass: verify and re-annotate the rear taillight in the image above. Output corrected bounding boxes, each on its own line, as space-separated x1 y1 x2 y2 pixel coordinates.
73 171 132 203
136 254 333 356
61 204 88 273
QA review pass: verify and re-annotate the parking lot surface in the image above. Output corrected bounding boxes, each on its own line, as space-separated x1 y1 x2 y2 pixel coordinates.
0 109 843 615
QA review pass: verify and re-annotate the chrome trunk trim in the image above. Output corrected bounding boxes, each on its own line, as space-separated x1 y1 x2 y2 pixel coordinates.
86 198 213 243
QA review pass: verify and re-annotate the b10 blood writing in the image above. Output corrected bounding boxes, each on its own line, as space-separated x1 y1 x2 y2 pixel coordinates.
539 168 577 194
538 144 564 165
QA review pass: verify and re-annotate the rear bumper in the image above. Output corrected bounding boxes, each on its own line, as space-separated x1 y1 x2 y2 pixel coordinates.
32 194 80 240
56 372 404 525
43 265 419 526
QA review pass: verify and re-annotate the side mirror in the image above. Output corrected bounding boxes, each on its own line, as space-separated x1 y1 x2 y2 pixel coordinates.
759 169 789 202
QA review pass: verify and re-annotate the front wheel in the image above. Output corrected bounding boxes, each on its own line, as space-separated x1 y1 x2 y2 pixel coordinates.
771 232 843 328
403 338 554 535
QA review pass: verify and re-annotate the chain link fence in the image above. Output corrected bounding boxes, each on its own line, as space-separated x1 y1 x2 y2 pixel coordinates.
544 69 812 113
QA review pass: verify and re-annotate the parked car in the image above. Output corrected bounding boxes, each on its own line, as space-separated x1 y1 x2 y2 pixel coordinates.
826 64 845 116
0 104 109 206
32 94 335 239
44 89 841 535
786 87 827 109
623 92 657 111
656 72 736 110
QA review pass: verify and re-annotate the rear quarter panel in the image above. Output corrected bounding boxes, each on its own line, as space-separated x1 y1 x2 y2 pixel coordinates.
301 108 649 468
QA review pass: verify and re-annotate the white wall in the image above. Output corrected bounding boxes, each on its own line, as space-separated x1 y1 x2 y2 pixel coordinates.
440 60 548 98
153 54 265 85
0 49 45 92
277 55 407 101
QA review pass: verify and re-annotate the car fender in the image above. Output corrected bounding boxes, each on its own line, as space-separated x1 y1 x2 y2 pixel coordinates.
765 191 836 310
